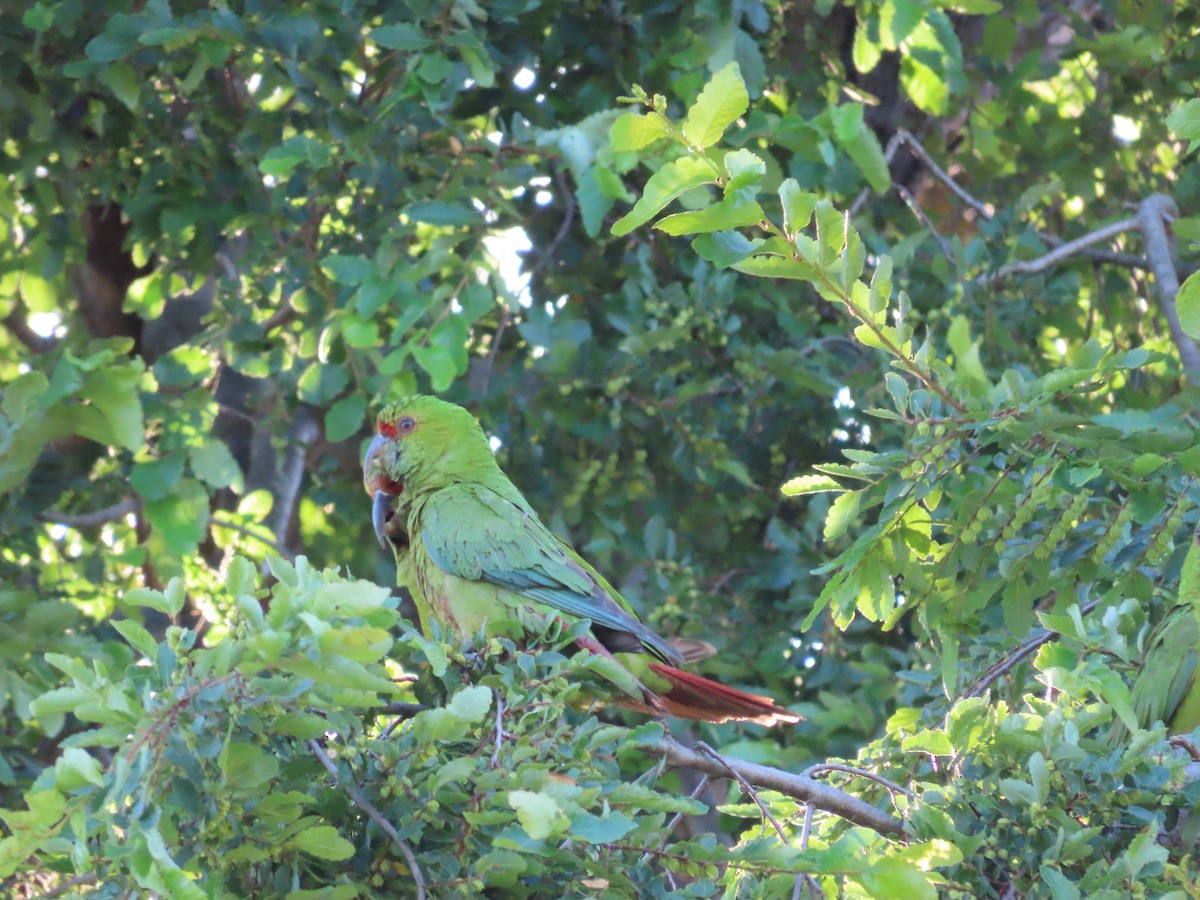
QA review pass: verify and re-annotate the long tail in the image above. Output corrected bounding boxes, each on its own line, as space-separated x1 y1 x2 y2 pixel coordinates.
644 663 800 726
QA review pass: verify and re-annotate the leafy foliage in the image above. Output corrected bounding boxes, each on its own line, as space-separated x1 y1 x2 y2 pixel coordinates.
4 1 1200 896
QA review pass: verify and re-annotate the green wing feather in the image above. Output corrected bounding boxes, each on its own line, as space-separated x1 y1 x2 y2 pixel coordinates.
418 482 683 666
1115 525 1200 742
1129 604 1198 731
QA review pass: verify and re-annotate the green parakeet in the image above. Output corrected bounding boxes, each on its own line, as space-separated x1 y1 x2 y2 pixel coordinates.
363 395 798 726
1111 525 1200 743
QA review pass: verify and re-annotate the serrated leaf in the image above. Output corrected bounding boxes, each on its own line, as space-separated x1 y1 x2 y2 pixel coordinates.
655 198 763 236
611 113 668 152
1177 270 1200 340
189 439 242 490
292 825 355 861
824 490 862 541
779 179 817 235
508 790 565 840
612 157 717 236
682 62 749 149
782 474 843 496
447 685 492 723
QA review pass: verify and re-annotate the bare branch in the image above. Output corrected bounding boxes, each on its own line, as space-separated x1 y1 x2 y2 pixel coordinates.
961 598 1103 699
269 405 321 560
654 737 904 837
850 129 993 219
1137 193 1200 380
34 871 97 899
801 763 915 800
39 498 137 529
695 741 790 842
984 216 1139 283
308 738 427 900
896 185 953 264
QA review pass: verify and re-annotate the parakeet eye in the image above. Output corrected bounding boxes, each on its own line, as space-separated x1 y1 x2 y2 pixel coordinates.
398 416 417 434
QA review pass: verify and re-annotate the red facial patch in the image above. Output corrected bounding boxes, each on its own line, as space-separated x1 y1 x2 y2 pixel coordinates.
378 419 397 438
368 473 404 497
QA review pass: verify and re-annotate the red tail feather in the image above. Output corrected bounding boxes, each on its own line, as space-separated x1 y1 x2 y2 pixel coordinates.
645 663 800 727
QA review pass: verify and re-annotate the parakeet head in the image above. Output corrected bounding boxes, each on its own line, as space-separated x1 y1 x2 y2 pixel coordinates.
363 395 498 546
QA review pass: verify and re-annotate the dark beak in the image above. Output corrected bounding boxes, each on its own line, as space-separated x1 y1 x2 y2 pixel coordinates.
372 490 393 550
363 433 396 550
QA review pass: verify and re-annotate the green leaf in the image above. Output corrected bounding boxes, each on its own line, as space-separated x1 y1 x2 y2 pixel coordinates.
568 811 636 843
79 367 144 451
691 230 763 267
105 61 140 111
611 157 717 236
54 748 105 790
320 254 373 286
831 104 891 192
372 23 430 51
1177 270 1200 339
611 113 668 151
824 490 862 541
291 825 355 861
220 743 280 793
655 198 764 236
779 179 817 235
413 343 458 392
259 136 333 177
447 684 492 723
189 439 242 490
22 4 55 31
112 619 158 659
732 255 817 280
1167 98 1200 143
131 454 185 501
84 14 140 62
935 0 1001 12
723 149 766 190
325 395 366 443
782 474 843 496
507 790 566 840
682 62 749 149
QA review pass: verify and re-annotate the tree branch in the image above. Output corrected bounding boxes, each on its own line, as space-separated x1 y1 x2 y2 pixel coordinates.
308 739 427 899
983 216 1139 283
653 737 904 837
961 598 1103 699
1137 193 1200 380
38 498 137 529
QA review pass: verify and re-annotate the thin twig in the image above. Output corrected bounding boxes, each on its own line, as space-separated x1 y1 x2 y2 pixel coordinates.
210 513 284 554
491 692 505 767
640 774 710 866
896 185 953 264
478 302 511 397
695 741 791 842
801 763 915 800
850 129 992 219
654 737 904 836
35 871 97 899
307 738 427 899
961 598 1104 699
1138 193 1200 380
39 498 137 529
